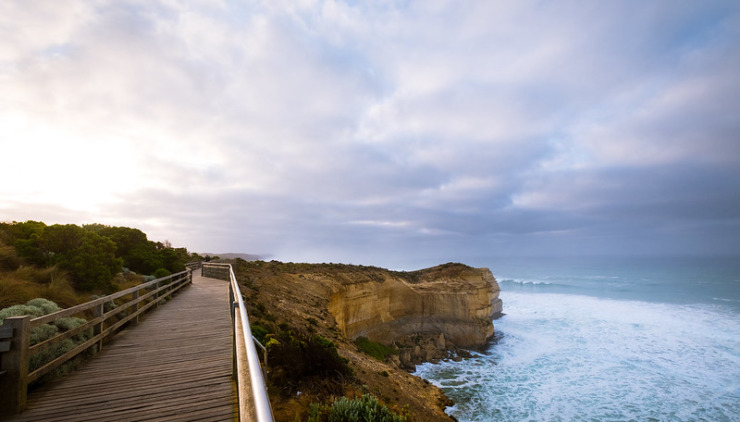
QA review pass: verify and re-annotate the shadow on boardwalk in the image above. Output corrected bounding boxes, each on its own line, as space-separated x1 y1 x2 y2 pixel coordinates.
7 270 237 422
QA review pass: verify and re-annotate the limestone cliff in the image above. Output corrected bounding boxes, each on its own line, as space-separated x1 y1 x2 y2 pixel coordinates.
328 263 502 348
229 260 502 422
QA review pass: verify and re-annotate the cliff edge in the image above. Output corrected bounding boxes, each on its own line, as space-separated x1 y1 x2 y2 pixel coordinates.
230 260 501 422
329 263 502 350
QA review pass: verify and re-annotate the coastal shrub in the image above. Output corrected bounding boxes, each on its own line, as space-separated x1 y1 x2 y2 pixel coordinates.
1 221 199 301
307 394 407 422
0 304 45 321
55 317 91 342
251 323 270 344
0 299 93 383
30 324 59 344
354 337 398 361
153 267 171 279
267 329 352 396
37 224 122 292
26 298 61 315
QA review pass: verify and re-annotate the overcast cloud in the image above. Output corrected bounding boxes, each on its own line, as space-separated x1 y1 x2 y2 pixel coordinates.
1 1 739 268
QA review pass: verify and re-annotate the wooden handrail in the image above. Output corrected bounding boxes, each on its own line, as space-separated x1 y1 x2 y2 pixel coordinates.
29 270 188 327
0 269 193 416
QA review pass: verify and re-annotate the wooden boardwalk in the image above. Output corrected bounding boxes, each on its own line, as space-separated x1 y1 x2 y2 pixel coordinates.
7 270 237 422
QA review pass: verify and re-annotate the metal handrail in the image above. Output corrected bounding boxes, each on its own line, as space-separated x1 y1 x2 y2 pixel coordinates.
207 263 274 422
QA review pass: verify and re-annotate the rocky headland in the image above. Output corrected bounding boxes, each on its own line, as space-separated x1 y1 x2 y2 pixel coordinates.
328 263 502 369
230 259 502 421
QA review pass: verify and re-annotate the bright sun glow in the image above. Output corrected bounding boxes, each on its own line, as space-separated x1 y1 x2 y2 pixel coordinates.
0 112 140 212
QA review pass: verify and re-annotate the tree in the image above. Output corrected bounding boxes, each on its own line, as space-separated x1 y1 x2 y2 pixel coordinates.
4 221 47 266
40 225 123 292
82 225 189 275
83 225 148 269
159 247 185 273
2 221 192 290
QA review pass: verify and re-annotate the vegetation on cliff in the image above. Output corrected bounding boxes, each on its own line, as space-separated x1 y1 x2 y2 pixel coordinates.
230 258 464 422
0 221 201 308
0 298 94 385
266 328 353 397
308 394 410 422
354 336 399 361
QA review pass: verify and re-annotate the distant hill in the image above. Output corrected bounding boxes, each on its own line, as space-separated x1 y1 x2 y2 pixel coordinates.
201 252 266 261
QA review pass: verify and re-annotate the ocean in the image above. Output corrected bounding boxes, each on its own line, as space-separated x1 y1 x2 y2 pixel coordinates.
414 256 740 422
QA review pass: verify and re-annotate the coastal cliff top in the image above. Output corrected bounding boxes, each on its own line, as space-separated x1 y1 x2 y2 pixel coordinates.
238 259 488 286
227 258 482 422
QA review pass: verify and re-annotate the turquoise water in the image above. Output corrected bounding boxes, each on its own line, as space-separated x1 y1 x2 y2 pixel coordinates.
415 256 740 422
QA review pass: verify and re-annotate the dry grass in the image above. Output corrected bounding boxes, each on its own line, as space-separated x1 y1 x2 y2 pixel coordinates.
0 248 149 311
114 272 148 291
37 276 83 309
14 265 58 284
0 276 38 309
0 239 89 310
0 243 21 271
0 267 83 309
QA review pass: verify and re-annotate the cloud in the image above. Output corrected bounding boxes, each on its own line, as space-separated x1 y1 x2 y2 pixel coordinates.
1 0 739 265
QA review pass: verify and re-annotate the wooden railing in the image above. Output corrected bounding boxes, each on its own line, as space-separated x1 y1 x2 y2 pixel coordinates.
0 269 193 416
185 261 203 271
202 262 274 422
201 261 230 280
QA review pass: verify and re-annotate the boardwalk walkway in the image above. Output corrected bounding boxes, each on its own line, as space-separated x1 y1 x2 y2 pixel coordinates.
7 270 237 422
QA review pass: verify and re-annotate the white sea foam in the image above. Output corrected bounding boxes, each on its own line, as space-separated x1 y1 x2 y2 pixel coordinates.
499 278 553 285
416 292 740 422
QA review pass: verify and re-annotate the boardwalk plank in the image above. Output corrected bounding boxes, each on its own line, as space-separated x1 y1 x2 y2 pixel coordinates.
7 270 238 422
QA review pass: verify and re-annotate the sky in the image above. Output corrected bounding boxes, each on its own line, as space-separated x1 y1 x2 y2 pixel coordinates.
1 0 739 269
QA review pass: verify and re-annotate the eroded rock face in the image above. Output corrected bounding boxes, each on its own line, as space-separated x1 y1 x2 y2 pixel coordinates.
328 264 502 350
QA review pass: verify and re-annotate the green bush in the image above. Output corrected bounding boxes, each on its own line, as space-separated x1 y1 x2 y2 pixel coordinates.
55 317 91 342
40 224 122 292
250 323 270 344
153 268 171 279
354 337 398 361
0 299 93 382
26 298 61 315
267 329 352 396
0 304 46 321
308 394 407 422
1 221 195 294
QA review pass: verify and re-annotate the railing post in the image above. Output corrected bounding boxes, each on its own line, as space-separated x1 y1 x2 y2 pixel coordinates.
229 283 237 380
94 303 104 351
132 290 140 325
0 316 30 416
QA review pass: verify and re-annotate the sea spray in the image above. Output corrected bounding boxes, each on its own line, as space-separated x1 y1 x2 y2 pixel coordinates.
415 256 740 422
